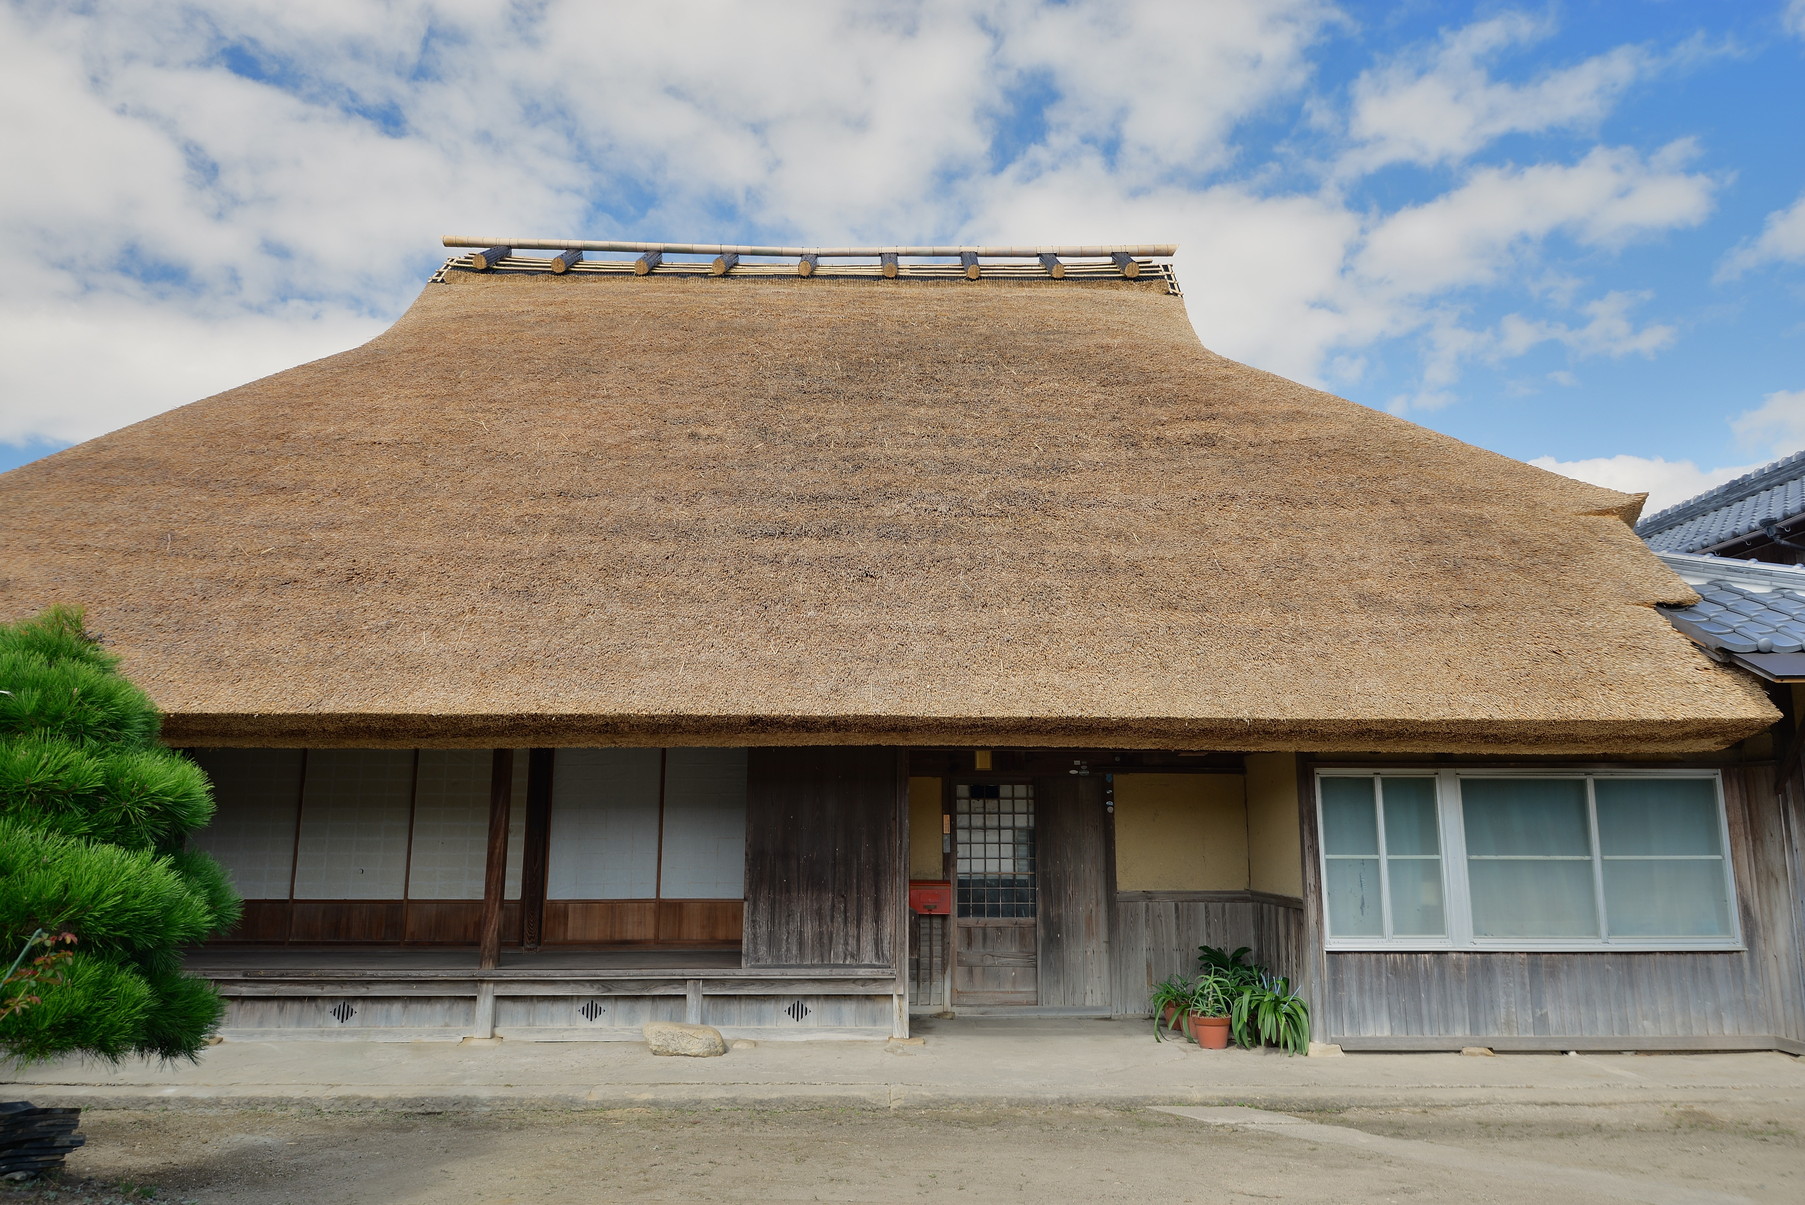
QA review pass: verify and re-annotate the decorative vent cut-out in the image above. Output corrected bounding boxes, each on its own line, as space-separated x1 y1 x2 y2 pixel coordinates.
328 1002 357 1025
785 1000 811 1023
578 1001 606 1023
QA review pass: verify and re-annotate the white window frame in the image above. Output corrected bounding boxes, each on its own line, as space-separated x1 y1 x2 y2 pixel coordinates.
1316 769 1742 953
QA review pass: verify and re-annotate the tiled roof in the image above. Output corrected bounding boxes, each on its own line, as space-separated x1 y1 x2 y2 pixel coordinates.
1656 551 1805 680
1637 449 1805 552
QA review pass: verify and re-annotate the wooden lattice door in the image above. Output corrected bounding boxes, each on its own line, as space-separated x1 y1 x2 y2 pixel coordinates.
950 782 1038 1005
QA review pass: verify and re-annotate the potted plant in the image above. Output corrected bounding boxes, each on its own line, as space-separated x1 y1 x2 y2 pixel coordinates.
1230 974 1311 1055
1186 969 1234 1049
1149 974 1194 1042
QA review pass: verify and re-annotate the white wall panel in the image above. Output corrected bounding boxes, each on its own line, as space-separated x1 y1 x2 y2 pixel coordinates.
293 750 414 900
406 750 526 900
660 748 747 899
547 749 662 899
188 748 304 899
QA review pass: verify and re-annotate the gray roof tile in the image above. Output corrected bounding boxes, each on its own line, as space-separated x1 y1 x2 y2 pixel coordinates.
1638 448 1805 552
1657 552 1805 672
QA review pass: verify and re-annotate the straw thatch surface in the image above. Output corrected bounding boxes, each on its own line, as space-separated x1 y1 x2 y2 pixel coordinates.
0 271 1775 752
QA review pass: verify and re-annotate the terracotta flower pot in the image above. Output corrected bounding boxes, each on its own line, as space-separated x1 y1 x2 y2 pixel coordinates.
1159 1003 1183 1033
1189 1013 1232 1049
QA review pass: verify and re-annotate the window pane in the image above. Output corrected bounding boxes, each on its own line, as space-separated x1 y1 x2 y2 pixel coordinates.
1381 778 1440 855
547 749 661 899
658 748 747 899
292 750 413 899
1595 779 1723 857
1325 858 1383 937
1387 857 1445 936
1603 859 1733 937
1461 778 1589 856
1321 778 1378 855
1468 859 1598 938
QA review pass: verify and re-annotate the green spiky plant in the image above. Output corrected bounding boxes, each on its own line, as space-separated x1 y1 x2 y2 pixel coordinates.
0 606 240 1064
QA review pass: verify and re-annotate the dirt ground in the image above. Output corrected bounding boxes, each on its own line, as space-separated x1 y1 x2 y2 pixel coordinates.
3 1099 1800 1205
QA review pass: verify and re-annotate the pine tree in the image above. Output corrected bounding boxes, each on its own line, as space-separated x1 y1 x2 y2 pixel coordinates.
0 606 239 1063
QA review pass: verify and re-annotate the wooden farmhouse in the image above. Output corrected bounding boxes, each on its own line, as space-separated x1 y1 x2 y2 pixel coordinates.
1 239 1801 1051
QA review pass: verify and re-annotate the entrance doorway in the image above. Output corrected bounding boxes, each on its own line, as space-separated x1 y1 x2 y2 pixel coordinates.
950 782 1038 1005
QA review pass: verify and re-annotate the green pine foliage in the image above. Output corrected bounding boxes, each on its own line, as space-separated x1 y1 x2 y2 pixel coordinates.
0 606 240 1063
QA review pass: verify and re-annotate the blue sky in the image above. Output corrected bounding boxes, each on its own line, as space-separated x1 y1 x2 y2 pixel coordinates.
2 0 1803 511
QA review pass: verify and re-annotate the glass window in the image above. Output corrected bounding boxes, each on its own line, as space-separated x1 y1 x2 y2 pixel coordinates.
1595 778 1733 939
1319 776 1445 941
1318 771 1737 950
1462 778 1597 939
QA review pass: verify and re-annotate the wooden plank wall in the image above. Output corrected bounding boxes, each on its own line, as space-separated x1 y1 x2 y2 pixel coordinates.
221 900 524 945
1037 773 1112 1008
1108 892 1306 1016
742 747 901 968
1320 765 1805 1045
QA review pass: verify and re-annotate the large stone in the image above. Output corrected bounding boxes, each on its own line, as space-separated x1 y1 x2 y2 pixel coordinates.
642 1022 727 1057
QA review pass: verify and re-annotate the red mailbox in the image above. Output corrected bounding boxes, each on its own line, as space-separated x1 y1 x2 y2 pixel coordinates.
909 880 953 915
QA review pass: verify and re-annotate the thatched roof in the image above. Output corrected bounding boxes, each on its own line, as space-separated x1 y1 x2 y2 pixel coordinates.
0 266 1775 752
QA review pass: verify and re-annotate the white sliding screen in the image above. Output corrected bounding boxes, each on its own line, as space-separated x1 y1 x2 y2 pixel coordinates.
546 748 663 899
187 748 305 899
292 750 414 899
659 748 748 899
406 750 526 900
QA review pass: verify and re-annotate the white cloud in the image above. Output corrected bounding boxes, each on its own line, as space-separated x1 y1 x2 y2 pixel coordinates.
1786 0 1805 39
1529 454 1763 513
1718 190 1805 279
1534 385 1805 515
1357 144 1714 296
1730 388 1805 456
1495 291 1675 359
0 0 1722 455
1345 13 1653 172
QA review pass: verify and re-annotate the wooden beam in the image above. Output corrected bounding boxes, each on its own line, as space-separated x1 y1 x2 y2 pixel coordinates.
1038 253 1065 279
1111 252 1141 279
470 246 512 272
710 252 739 276
548 249 583 274
445 236 1181 258
519 748 554 950
797 253 819 277
961 252 981 280
477 749 515 971
881 252 899 278
634 251 663 276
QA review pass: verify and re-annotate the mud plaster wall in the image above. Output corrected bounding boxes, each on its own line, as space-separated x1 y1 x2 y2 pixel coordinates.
1244 753 1304 898
1113 773 1248 891
908 776 944 880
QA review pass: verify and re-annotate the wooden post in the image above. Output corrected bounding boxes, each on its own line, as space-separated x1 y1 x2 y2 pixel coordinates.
1038 253 1065 279
1294 753 1328 1039
519 749 554 951
1111 252 1140 279
797 253 819 277
893 749 912 1038
470 246 512 271
634 251 663 275
711 252 739 276
961 252 981 280
881 252 899 278
477 749 516 971
549 249 584 274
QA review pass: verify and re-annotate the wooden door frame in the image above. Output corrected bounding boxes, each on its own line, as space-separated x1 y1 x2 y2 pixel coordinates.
943 772 1042 1007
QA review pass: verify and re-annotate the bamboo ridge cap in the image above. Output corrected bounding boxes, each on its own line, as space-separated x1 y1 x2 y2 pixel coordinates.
441 237 1178 258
